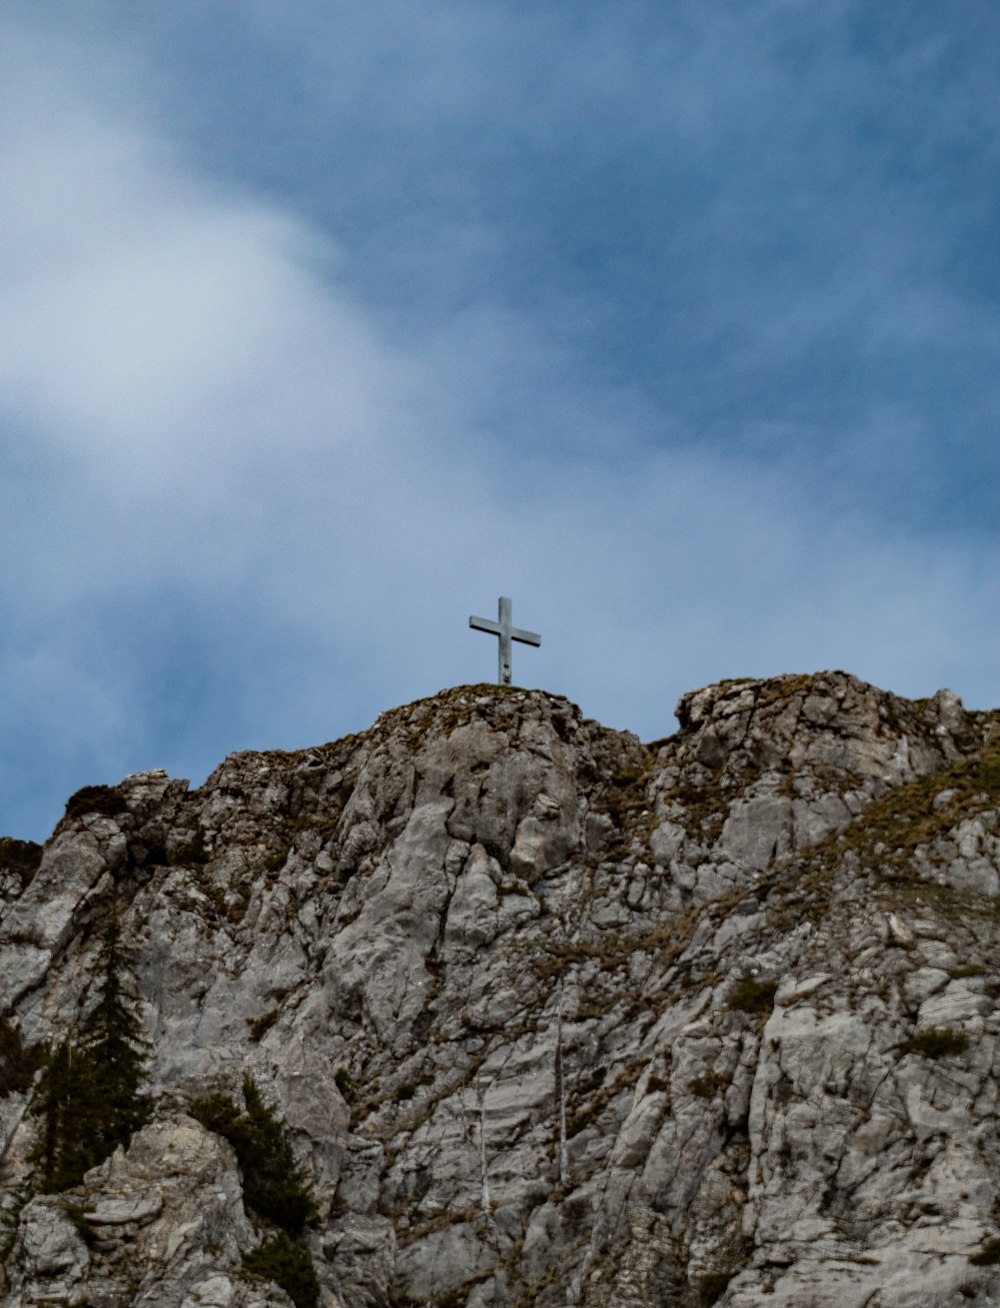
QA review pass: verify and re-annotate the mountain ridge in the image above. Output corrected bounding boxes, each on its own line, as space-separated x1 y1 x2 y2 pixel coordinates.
2 671 1000 1307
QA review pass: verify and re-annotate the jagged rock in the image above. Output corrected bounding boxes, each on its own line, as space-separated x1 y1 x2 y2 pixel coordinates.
2 673 1000 1305
3 1117 296 1307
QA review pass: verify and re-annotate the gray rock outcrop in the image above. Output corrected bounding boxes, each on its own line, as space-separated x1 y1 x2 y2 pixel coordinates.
2 672 1000 1305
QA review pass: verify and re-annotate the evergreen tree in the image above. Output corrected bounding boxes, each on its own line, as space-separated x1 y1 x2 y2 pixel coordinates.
77 907 151 1158
239 1075 317 1235
31 1036 107 1191
30 907 151 1191
190 1075 320 1308
190 1075 317 1235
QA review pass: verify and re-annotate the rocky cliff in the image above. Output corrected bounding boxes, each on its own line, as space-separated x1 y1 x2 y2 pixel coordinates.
3 672 1000 1307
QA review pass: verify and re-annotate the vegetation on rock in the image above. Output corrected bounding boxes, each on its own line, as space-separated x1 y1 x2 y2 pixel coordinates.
0 1017 45 1096
61 1200 99 1247
802 731 1000 889
63 784 129 822
192 1075 320 1305
698 1268 738 1304
0 1180 32 1263
334 1066 355 1100
244 1232 320 1308
168 825 209 866
726 976 778 1015
189 1074 318 1235
0 837 42 884
246 1008 279 1042
898 1027 970 1059
30 907 151 1191
969 1237 1000 1266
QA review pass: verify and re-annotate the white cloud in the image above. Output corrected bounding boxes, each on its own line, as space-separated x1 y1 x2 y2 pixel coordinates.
1 14 998 841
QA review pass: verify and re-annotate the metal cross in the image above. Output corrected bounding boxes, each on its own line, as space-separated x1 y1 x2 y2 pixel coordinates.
469 596 541 686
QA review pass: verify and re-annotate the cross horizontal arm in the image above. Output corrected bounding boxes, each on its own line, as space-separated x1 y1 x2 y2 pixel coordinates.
469 616 502 635
510 627 541 647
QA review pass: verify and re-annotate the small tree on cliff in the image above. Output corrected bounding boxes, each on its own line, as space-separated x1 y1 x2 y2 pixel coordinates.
30 1038 98 1192
31 907 151 1190
190 1074 317 1235
77 907 151 1155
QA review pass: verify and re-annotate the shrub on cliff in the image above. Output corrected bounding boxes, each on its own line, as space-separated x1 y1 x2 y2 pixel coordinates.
244 1232 319 1308
726 976 778 1015
191 1075 320 1307
190 1074 318 1235
0 837 43 885
63 784 129 822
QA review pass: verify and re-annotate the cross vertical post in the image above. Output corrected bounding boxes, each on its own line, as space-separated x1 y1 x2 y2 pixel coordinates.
497 595 513 685
469 596 541 686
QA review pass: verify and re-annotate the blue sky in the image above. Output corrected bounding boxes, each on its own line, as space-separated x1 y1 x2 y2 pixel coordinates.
2 1 1000 840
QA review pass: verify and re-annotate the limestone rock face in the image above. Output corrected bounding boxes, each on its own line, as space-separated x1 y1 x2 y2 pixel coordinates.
3 1118 287 1308
3 673 1000 1305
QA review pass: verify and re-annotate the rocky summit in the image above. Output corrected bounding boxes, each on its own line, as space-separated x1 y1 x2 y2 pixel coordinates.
3 672 1000 1307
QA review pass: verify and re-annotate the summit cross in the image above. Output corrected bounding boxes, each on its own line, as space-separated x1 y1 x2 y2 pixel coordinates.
469 596 541 686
